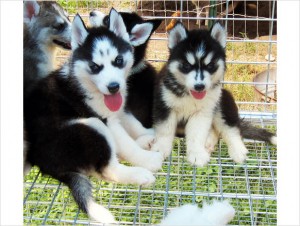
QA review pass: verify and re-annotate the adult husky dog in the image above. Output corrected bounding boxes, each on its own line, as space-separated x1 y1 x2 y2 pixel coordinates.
23 0 71 174
89 10 162 149
24 9 162 223
151 22 276 166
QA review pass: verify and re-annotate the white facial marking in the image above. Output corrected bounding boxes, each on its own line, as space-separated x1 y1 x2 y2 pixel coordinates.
203 52 213 65
196 42 206 59
186 52 195 65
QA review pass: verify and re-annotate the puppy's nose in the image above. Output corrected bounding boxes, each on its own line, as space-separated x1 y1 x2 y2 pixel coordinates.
90 11 96 17
194 84 205 92
107 82 120 94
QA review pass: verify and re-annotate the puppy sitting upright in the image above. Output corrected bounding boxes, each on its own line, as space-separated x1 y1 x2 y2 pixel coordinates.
24 9 158 223
151 22 276 166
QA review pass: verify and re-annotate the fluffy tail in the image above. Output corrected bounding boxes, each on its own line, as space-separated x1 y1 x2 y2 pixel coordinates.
240 120 277 145
58 172 116 223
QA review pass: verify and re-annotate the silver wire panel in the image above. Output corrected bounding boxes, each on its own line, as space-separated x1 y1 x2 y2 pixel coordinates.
24 116 277 225
24 1 277 225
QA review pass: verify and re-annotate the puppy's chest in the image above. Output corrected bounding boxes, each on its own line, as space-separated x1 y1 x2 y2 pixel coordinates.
163 88 220 122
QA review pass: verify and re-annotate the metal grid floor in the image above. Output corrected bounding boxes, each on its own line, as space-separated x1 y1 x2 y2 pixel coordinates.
24 117 277 225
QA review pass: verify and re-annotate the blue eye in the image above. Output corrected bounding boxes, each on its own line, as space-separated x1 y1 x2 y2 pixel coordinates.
114 55 124 67
89 62 103 74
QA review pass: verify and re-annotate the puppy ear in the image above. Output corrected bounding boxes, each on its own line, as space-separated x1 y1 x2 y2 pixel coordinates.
168 22 187 49
71 14 88 50
23 0 40 23
108 8 129 42
210 22 227 48
130 22 153 46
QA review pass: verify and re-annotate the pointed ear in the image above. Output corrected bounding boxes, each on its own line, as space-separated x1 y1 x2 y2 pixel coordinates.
108 8 129 42
23 0 40 23
168 22 187 49
130 23 153 46
71 14 88 50
210 22 227 48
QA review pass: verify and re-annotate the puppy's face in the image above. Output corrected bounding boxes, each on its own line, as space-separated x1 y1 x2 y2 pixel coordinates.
167 23 226 99
71 9 133 112
24 1 71 49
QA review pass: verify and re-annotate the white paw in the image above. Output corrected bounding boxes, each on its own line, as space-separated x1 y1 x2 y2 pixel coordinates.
187 150 211 167
229 146 248 163
136 134 155 150
87 201 116 223
150 142 172 159
205 137 218 153
140 151 164 172
129 167 156 187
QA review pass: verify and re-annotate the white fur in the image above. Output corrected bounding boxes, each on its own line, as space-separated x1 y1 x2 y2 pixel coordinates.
168 23 187 49
89 10 106 27
210 22 227 48
205 127 219 153
107 117 164 172
271 136 277 145
186 52 196 65
130 23 153 46
87 199 116 223
71 14 88 50
160 200 235 225
109 8 129 42
213 112 248 163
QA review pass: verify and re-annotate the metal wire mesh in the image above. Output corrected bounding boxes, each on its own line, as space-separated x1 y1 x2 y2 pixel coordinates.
24 0 277 225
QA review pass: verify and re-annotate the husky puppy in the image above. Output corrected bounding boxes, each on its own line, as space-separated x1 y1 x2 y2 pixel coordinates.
23 0 71 174
151 22 276 166
89 10 162 148
160 200 235 225
24 9 161 223
23 0 71 92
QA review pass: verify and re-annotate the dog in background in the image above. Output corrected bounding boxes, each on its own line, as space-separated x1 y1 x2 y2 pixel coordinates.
89 10 163 150
23 0 71 174
24 9 161 223
151 21 276 166
160 200 235 225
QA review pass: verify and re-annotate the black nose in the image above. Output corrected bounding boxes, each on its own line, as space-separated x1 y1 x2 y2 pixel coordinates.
90 11 96 17
194 84 205 92
107 82 120 94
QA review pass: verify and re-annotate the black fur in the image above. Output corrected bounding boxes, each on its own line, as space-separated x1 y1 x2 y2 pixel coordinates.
118 12 162 128
24 18 132 216
220 89 240 127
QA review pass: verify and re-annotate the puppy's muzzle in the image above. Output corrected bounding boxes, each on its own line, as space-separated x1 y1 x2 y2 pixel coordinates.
107 82 120 94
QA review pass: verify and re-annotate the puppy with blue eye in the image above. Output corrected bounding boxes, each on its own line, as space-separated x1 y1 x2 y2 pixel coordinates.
151 22 277 166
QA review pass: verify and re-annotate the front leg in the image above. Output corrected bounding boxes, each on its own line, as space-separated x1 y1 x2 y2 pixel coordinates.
120 112 155 149
107 117 163 172
185 112 213 167
151 112 177 158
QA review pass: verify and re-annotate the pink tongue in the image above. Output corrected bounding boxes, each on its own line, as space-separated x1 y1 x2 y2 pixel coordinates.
104 93 123 112
190 90 206 100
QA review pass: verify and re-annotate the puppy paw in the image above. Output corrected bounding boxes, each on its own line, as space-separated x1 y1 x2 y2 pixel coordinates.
140 151 164 172
136 134 155 150
87 202 116 223
230 146 248 164
129 167 156 187
187 150 210 167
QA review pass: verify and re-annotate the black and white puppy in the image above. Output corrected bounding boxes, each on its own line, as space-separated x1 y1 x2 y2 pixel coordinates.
151 22 276 166
89 10 162 149
23 0 71 174
24 9 160 223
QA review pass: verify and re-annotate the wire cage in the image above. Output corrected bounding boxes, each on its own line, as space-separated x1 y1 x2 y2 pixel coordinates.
24 0 277 225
